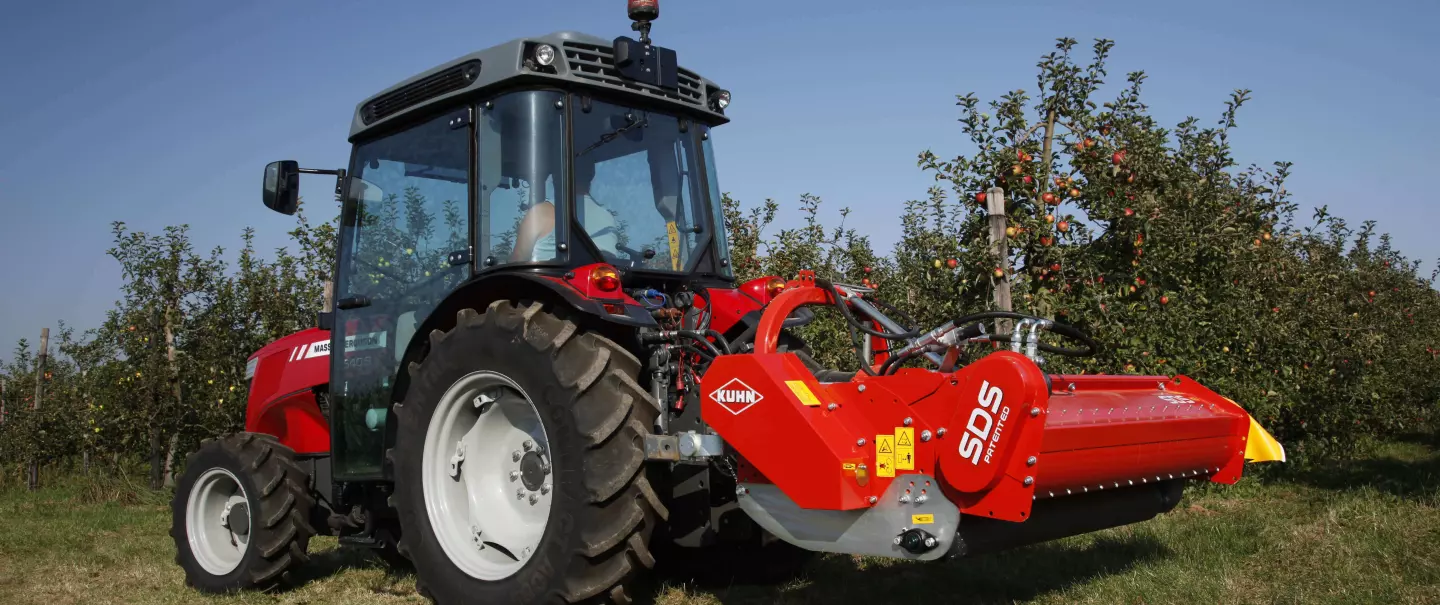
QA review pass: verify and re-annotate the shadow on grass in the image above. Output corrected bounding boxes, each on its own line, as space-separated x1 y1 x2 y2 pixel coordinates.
652 534 1171 605
276 545 414 592
1280 440 1440 503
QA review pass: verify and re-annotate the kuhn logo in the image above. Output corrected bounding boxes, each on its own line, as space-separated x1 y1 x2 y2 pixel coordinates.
710 378 763 415
958 380 1011 465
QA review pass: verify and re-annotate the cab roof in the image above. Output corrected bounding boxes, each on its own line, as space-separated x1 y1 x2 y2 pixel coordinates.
348 30 729 142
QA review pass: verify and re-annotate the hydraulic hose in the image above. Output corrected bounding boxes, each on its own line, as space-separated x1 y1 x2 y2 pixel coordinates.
949 311 1100 358
692 287 714 332
815 279 922 341
675 330 725 359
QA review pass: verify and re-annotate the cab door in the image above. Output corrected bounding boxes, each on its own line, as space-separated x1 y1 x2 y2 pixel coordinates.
330 108 473 480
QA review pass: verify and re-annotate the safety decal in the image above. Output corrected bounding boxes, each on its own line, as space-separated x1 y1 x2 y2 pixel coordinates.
666 221 681 270
875 434 895 478
911 513 935 525
895 427 915 471
710 377 763 415
785 380 822 407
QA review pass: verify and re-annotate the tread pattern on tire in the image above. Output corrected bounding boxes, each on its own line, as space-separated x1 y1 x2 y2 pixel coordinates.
391 300 664 605
171 432 316 593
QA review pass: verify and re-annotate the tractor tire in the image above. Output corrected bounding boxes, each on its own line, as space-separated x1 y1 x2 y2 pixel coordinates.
170 432 316 593
389 300 665 605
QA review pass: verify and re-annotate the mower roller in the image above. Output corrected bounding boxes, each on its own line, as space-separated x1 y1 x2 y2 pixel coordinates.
168 2 1283 603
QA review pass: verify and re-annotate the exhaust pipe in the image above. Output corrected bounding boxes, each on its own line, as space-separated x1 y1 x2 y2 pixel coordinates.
949 480 1184 558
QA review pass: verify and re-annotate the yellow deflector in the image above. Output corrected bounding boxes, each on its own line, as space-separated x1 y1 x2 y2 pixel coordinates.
1244 415 1286 463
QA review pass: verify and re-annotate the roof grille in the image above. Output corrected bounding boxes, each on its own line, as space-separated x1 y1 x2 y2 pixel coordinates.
562 42 703 107
361 60 481 125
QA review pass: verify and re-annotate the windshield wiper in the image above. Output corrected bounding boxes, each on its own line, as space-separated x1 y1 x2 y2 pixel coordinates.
577 113 648 157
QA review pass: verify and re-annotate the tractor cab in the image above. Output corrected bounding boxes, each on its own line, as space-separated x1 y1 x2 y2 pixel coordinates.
262 27 735 481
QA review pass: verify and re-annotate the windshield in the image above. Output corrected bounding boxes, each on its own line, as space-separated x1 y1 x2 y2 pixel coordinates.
571 98 710 272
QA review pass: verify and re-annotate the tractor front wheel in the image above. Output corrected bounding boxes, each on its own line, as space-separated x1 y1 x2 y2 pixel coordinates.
170 432 317 593
390 300 664 605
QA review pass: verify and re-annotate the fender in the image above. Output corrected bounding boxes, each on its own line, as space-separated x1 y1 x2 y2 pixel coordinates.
245 328 331 454
387 271 659 424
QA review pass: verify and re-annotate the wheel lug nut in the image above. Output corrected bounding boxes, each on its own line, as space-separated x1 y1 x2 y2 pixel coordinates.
512 450 522 462
509 471 520 481
523 440 534 451
528 493 539 505
516 488 525 499
540 483 551 495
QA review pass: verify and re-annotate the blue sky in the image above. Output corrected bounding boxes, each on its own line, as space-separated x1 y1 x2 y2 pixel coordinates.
2 0 1436 356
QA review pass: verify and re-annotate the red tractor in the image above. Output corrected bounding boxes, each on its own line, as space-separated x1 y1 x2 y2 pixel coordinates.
170 4 1285 604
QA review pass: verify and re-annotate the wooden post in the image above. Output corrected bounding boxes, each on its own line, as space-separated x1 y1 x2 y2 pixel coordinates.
32 328 47 411
985 187 1014 337
27 328 48 491
81 369 89 475
322 279 335 313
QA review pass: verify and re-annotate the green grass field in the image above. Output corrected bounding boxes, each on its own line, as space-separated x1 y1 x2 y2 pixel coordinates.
2 436 1437 605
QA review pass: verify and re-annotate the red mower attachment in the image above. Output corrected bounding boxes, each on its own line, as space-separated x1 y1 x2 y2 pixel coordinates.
700 277 1283 560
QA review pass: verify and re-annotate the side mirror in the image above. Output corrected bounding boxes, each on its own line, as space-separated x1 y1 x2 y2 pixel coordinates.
263 161 300 215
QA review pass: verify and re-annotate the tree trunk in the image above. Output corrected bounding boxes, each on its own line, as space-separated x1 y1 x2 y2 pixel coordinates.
149 423 163 490
163 433 180 488
164 306 183 488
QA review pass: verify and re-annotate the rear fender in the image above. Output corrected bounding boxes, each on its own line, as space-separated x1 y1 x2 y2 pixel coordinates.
387 272 658 416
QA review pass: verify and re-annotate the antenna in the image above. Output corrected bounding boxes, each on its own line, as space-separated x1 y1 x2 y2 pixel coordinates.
628 0 659 45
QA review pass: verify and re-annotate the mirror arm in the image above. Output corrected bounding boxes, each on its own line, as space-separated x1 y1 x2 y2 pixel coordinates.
297 167 347 201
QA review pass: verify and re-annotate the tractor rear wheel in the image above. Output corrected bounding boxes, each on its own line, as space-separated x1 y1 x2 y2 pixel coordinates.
170 432 316 593
390 300 664 605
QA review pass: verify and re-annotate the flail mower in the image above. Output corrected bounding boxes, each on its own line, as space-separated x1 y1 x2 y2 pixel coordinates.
170 2 1285 603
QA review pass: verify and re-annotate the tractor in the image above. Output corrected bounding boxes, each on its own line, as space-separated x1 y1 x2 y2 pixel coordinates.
169 3 1286 603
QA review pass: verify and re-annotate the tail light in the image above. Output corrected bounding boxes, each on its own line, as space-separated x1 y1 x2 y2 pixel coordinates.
591 265 621 293
741 275 789 304
764 276 787 299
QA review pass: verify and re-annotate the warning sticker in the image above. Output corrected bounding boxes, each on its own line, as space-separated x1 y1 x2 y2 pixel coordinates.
875 434 895 478
911 513 935 525
666 221 681 270
786 380 822 407
895 427 915 471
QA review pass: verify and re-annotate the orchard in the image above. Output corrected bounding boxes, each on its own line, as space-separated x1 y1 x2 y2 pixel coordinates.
726 38 1440 462
2 37 1438 489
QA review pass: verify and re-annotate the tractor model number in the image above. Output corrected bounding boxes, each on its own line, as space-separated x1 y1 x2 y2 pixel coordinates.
959 380 1010 466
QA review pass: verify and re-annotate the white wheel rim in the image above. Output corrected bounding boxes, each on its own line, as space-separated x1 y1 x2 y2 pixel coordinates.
186 467 250 575
422 370 554 581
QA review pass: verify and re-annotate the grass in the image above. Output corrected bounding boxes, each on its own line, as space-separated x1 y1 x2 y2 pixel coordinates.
1 436 1437 605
